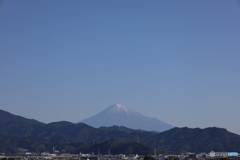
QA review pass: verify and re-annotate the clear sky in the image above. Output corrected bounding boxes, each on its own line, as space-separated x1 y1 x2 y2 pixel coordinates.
0 0 240 134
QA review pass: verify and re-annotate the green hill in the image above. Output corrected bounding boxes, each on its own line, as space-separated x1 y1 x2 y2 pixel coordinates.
0 109 44 125
0 109 240 153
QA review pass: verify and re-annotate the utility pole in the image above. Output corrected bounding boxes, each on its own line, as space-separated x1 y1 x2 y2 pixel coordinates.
135 135 139 143
108 138 111 156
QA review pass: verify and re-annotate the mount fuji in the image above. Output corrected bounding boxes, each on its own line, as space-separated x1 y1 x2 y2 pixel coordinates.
78 104 174 132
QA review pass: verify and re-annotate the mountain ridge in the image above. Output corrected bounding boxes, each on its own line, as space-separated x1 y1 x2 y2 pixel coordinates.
1 108 240 153
0 109 44 126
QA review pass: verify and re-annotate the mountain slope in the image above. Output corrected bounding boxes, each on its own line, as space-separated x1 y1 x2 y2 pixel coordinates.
86 137 175 155
0 109 44 125
79 104 174 132
1 125 240 154
145 127 240 153
1 108 240 153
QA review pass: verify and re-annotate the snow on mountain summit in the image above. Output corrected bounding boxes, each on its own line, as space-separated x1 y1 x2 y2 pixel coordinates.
108 104 130 113
106 104 141 116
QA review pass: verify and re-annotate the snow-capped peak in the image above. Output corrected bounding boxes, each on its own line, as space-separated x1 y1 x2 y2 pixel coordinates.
106 104 142 116
109 104 130 113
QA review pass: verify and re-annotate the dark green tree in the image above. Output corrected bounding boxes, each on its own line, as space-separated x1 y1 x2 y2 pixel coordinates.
144 156 155 160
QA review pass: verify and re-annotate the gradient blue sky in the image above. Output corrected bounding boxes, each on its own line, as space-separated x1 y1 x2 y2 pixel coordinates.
1 0 240 134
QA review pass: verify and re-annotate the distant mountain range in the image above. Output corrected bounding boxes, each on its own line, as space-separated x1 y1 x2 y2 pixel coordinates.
79 104 174 132
1 108 240 154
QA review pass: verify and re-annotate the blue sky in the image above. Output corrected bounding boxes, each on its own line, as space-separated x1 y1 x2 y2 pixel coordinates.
0 0 240 134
